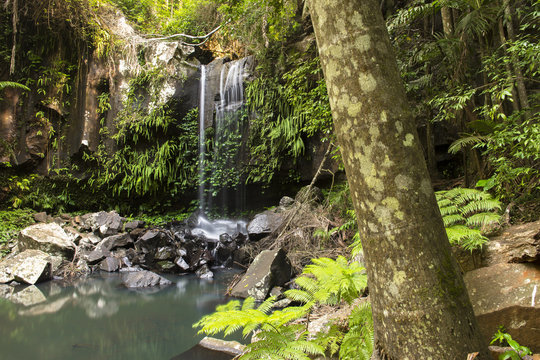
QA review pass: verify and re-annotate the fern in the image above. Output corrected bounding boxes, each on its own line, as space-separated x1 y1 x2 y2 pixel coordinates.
339 302 374 360
285 256 367 307
194 256 369 360
436 188 501 251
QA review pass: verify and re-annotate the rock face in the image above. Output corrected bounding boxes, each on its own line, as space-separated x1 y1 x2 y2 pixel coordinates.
230 248 292 301
464 263 540 352
482 220 540 266
246 210 285 241
122 270 172 288
0 250 52 284
18 223 75 258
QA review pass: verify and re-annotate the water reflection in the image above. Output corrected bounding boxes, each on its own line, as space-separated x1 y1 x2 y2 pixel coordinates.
0 270 239 360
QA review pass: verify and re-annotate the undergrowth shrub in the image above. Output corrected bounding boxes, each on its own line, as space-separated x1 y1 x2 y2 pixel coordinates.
436 187 502 251
194 255 372 360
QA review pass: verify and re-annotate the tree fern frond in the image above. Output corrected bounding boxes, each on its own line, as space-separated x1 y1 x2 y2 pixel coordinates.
448 134 488 154
460 199 502 216
442 213 466 227
439 204 459 216
465 212 501 227
0 81 30 91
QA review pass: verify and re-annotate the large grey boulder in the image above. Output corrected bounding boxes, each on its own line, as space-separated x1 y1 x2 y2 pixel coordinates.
18 223 75 258
482 220 540 266
122 270 172 288
247 210 285 241
0 250 52 284
82 211 124 237
464 263 540 352
230 248 292 301
99 233 133 251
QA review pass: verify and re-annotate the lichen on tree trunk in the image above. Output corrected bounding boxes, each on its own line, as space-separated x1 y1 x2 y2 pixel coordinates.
308 0 489 359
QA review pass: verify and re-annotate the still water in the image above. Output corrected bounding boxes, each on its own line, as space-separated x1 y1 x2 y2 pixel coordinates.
0 270 239 360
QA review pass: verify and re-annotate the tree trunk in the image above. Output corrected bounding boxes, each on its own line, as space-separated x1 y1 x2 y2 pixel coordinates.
503 0 530 112
308 1 489 359
497 18 520 113
441 7 453 36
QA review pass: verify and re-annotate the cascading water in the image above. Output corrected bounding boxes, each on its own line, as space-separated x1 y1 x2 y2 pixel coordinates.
208 58 249 212
198 65 207 212
193 60 248 243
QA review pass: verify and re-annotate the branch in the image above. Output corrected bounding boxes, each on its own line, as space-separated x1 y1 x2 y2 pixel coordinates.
144 22 227 46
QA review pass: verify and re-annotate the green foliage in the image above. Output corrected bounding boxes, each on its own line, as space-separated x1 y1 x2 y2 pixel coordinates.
339 302 374 360
388 0 539 204
285 256 367 306
0 209 34 255
84 66 199 204
194 256 370 359
246 52 333 184
0 81 30 92
491 326 532 360
436 188 501 251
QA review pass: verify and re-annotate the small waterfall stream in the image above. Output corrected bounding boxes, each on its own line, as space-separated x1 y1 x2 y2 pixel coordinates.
198 65 207 212
193 59 249 241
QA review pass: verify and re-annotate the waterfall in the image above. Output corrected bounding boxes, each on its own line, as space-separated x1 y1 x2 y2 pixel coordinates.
209 58 248 213
198 65 206 211
193 59 248 241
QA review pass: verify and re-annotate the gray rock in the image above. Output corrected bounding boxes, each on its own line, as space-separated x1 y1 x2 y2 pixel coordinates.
63 226 82 244
246 210 284 241
124 220 145 231
482 220 540 266
230 248 292 301
198 336 245 356
33 212 48 223
18 223 75 258
0 250 52 284
100 257 121 272
155 246 175 261
196 264 214 279
99 233 133 251
122 270 172 288
83 211 124 237
85 245 111 264
279 196 295 208
464 263 540 353
175 256 190 271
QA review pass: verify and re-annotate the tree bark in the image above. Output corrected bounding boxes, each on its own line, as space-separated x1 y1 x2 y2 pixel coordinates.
441 7 453 36
503 0 530 112
308 1 489 359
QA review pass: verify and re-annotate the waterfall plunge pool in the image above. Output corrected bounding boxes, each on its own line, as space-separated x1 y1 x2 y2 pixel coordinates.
0 270 241 360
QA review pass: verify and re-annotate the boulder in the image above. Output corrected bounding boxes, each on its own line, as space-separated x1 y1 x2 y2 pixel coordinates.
84 245 111 265
124 220 145 231
122 270 172 288
196 264 214 279
18 223 75 258
464 263 540 352
175 256 190 271
482 220 540 266
100 257 121 272
246 210 284 241
82 211 124 237
99 233 133 251
230 248 292 301
33 212 48 223
0 250 52 284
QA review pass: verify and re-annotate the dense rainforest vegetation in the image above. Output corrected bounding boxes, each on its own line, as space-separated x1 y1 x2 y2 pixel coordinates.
0 0 538 358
